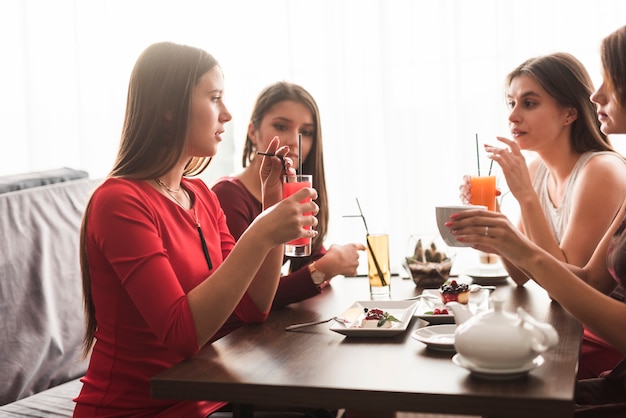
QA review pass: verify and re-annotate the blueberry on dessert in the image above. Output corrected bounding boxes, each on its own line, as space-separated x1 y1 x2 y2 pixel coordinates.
440 279 470 304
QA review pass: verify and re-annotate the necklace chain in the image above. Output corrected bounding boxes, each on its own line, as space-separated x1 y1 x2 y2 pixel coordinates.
154 179 211 270
155 179 190 210
155 180 200 225
156 178 181 193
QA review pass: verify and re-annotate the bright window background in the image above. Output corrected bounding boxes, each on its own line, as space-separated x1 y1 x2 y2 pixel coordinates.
2 0 625 272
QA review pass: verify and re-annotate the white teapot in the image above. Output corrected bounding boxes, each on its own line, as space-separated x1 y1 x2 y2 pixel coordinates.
446 298 559 369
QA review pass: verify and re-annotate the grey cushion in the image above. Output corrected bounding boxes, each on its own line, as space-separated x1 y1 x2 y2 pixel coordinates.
0 178 98 405
0 167 88 194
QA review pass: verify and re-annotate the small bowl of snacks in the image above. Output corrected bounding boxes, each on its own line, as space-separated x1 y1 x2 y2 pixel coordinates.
403 235 455 288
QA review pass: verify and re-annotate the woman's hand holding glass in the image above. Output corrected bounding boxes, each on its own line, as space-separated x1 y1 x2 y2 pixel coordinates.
253 187 319 249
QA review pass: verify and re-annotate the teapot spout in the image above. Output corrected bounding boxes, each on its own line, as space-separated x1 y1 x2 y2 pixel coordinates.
446 301 473 324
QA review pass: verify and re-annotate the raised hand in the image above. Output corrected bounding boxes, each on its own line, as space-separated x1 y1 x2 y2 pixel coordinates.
485 137 532 201
259 136 295 208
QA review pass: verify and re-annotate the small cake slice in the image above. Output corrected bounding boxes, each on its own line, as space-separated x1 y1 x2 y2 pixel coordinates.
359 308 399 328
440 279 470 304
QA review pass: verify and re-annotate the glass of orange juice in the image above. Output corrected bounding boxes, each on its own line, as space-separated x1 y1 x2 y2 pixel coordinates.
469 175 497 211
470 175 498 265
283 174 313 257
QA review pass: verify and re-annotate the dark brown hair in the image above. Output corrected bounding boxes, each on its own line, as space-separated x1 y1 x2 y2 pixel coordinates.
242 82 328 264
80 42 219 357
507 52 613 153
600 25 626 107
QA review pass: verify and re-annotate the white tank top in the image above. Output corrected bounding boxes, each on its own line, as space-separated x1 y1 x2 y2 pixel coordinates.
532 151 626 243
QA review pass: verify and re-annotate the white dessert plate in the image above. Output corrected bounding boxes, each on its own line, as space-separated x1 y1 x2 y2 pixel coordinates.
452 354 544 380
411 324 456 351
462 265 509 285
414 288 490 325
330 300 419 337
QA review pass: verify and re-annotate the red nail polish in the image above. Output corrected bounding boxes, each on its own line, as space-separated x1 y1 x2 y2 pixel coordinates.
444 221 452 227
450 213 459 219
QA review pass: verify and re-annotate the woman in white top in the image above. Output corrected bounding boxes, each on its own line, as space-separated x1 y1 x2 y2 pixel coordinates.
448 26 626 415
465 52 626 378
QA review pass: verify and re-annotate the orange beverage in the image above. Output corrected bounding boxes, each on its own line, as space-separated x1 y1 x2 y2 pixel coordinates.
283 174 312 256
469 175 497 211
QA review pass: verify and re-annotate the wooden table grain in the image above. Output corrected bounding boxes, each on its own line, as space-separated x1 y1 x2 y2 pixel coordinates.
151 275 582 418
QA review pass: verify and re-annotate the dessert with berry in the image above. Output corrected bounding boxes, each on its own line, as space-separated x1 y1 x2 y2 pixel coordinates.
359 307 400 328
440 279 470 304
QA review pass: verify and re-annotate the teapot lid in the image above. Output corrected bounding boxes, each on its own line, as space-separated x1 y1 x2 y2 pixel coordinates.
474 296 519 325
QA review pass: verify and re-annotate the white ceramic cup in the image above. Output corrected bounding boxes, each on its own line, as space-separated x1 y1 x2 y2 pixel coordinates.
436 205 487 247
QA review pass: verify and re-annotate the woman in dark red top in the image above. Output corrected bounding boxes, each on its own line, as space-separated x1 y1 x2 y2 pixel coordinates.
213 82 365 310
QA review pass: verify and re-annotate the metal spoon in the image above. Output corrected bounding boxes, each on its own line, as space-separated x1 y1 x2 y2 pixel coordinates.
403 294 441 301
285 317 349 331
470 284 496 292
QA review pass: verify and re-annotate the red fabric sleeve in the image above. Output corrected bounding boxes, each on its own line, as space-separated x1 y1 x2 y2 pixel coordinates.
88 180 201 357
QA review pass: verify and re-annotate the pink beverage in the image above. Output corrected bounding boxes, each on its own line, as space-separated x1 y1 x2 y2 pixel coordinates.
283 174 312 257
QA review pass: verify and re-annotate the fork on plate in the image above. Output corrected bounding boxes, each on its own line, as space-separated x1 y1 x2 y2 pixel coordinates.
285 317 349 331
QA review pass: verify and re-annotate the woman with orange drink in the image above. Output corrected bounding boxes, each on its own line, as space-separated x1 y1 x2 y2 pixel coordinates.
449 25 626 415
462 52 626 379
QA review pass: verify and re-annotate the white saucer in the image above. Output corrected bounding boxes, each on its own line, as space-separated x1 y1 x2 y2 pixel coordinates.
462 265 509 285
452 354 544 380
411 324 456 351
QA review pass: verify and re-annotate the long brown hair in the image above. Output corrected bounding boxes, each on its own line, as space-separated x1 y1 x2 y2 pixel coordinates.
506 52 613 153
242 82 329 262
80 42 219 357
601 25 626 108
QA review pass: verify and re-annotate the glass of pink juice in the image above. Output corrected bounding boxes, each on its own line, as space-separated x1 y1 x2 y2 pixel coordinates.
283 174 312 257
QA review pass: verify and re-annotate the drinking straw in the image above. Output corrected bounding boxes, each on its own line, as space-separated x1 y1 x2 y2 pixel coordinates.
256 151 287 173
298 133 303 175
475 133 481 176
355 198 388 287
488 159 494 176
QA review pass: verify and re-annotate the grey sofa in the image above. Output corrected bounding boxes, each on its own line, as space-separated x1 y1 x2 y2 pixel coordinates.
0 170 311 418
0 170 98 417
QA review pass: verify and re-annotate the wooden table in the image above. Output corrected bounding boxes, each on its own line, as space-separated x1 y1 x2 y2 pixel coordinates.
151 275 582 418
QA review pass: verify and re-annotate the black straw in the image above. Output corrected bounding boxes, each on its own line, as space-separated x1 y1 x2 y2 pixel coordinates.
355 198 387 287
475 133 481 176
256 151 287 173
298 133 303 175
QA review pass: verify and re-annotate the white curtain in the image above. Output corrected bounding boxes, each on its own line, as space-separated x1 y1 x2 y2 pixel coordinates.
3 0 625 272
